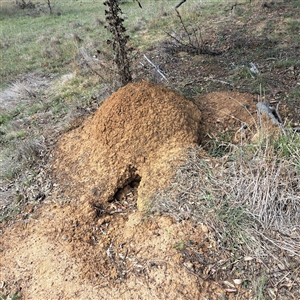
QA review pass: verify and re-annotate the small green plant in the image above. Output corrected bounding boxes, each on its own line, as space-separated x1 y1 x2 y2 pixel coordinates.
274 58 298 69
173 239 186 251
257 273 267 300
27 103 43 116
233 65 255 80
287 19 300 34
192 85 201 93
205 130 235 157
273 132 299 156
50 97 69 116
6 130 26 141
0 113 13 126
206 140 232 157
10 294 21 300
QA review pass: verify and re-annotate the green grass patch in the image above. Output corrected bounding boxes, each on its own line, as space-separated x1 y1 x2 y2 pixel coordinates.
0 1 107 84
6 130 26 141
0 293 22 300
287 19 300 34
273 58 299 69
273 131 300 166
0 113 13 126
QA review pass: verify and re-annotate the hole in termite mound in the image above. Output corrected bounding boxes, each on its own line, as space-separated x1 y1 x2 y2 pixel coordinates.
112 174 141 204
107 166 141 213
93 168 141 217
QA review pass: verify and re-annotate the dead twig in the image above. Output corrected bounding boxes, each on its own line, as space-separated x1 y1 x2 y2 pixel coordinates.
175 0 186 9
175 9 193 47
275 101 283 124
143 54 168 81
165 32 221 56
206 78 234 87
164 7 222 56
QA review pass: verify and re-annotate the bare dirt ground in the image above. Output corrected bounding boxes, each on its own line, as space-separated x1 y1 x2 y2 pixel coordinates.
1 205 228 299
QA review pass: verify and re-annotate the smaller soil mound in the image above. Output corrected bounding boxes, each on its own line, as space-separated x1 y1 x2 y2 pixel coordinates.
53 81 202 210
196 91 257 144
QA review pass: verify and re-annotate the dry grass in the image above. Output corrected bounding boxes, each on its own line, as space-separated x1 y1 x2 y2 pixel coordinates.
76 46 122 93
149 130 300 296
0 137 46 180
150 137 300 253
0 72 52 112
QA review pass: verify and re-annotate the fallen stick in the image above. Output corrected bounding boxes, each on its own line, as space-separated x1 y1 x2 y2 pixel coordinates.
206 78 234 87
143 54 168 81
175 0 186 9
275 102 283 124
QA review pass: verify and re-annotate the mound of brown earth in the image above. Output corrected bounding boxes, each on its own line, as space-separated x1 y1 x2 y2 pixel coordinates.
52 81 202 210
1 84 271 300
196 91 257 144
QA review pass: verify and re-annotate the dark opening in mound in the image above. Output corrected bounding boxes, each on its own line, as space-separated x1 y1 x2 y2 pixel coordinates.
112 174 141 204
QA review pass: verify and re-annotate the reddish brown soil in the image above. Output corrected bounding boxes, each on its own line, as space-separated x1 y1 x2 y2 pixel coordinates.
52 81 202 211
1 204 230 299
196 91 258 144
1 82 264 299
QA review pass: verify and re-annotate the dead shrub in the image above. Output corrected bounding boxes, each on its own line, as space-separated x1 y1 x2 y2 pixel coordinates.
16 0 35 9
164 8 222 56
104 0 132 85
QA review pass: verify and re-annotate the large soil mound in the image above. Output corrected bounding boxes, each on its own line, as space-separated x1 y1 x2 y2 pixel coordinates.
1 84 263 299
53 81 202 210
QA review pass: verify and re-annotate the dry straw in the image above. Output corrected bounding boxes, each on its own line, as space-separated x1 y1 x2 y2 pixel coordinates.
150 130 300 261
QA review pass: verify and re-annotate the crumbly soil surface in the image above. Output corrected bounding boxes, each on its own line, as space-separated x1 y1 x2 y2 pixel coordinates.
1 206 229 299
51 81 202 211
0 81 264 299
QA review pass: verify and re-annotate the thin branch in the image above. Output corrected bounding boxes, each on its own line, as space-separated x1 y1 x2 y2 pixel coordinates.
275 102 283 124
175 9 193 46
143 54 168 81
175 0 186 9
135 0 142 9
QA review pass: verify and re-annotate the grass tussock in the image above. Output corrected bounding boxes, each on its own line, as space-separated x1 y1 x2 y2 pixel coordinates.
149 130 300 296
150 131 300 259
0 137 46 180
